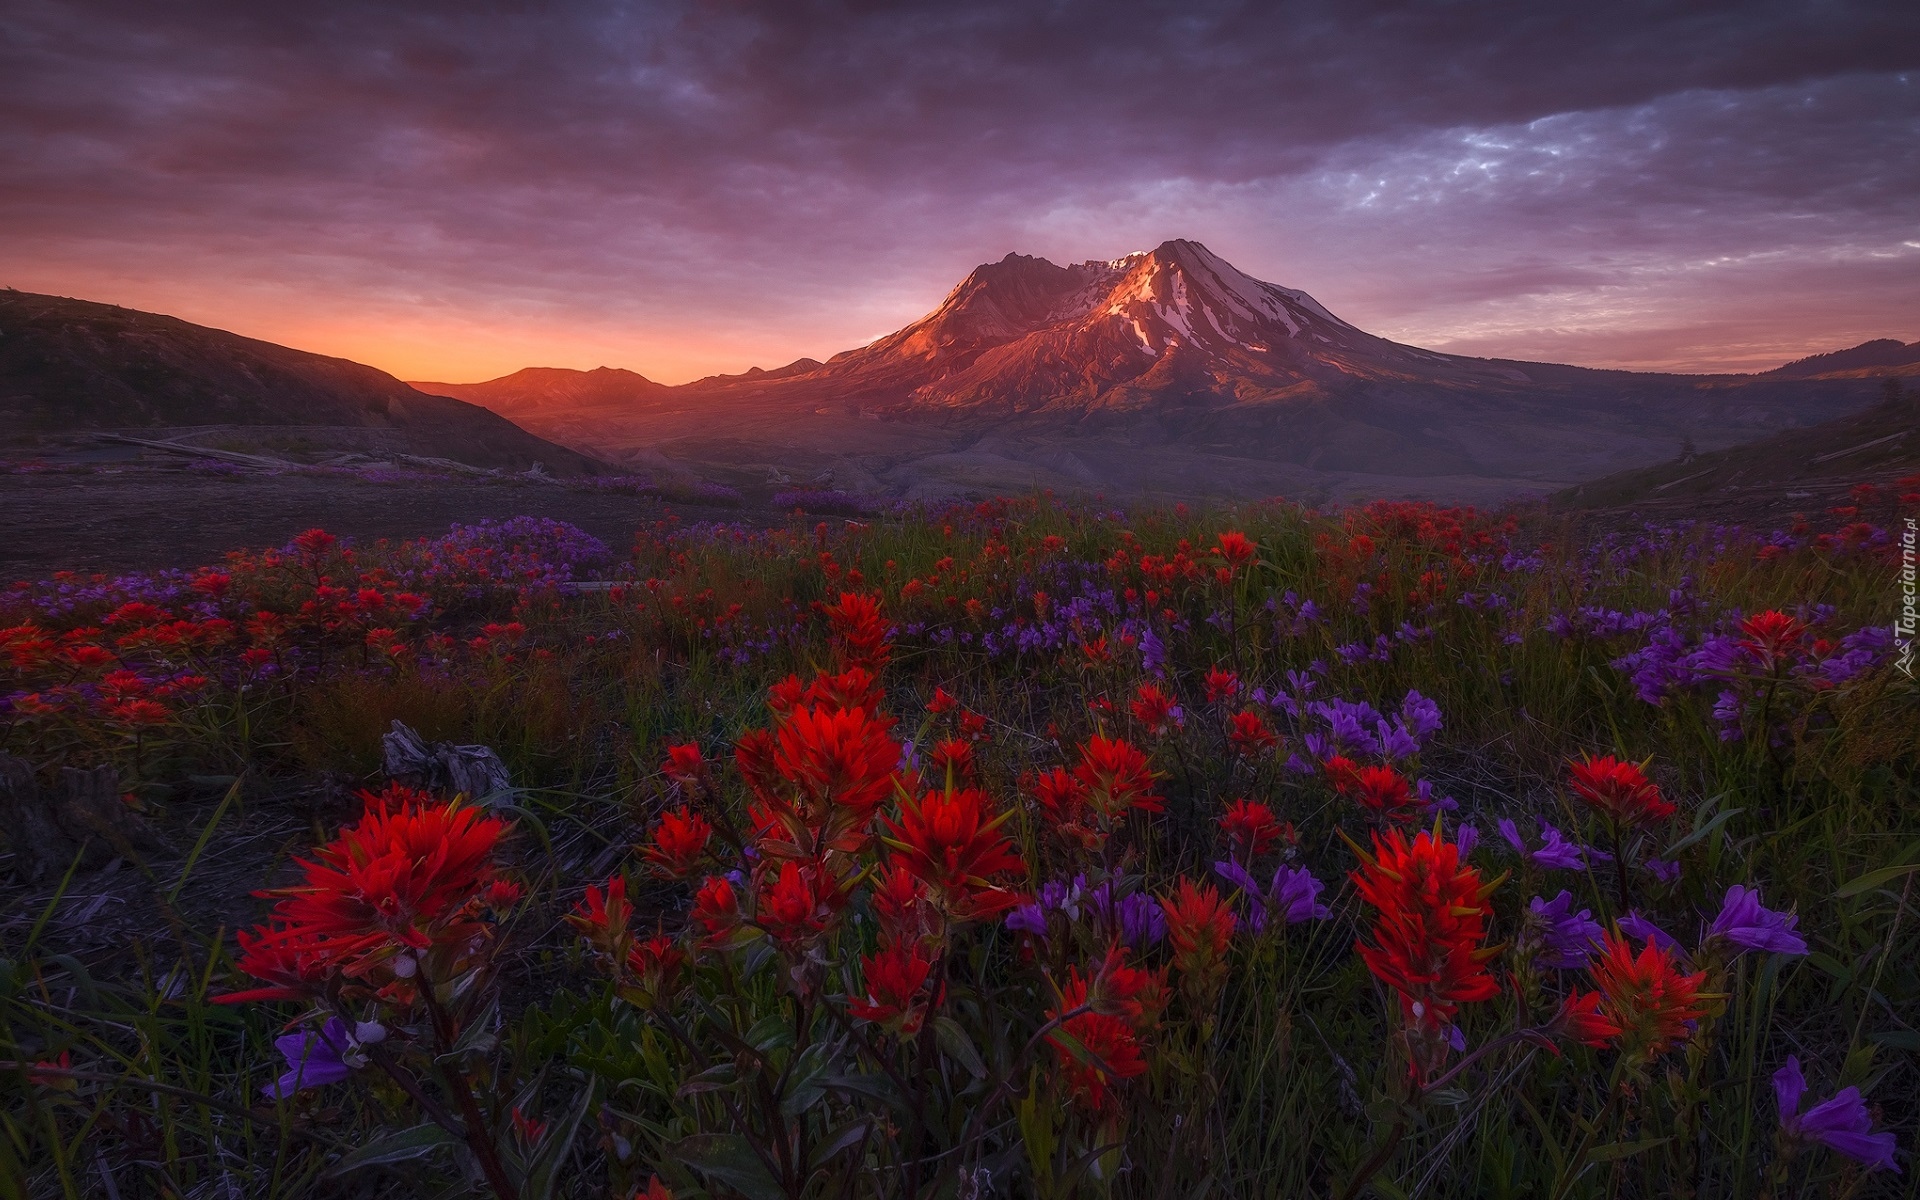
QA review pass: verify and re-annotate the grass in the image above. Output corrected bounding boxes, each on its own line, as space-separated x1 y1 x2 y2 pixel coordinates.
1 493 1915 1198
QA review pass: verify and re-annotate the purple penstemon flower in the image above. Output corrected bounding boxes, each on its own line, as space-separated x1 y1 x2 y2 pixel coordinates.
263 1017 369 1099
1641 857 1682 884
1774 1056 1901 1173
1213 861 1330 933
1617 910 1681 955
1523 891 1605 969
1705 885 1808 956
1497 818 1590 870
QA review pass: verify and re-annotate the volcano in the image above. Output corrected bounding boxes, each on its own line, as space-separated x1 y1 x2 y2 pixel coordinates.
409 240 1909 500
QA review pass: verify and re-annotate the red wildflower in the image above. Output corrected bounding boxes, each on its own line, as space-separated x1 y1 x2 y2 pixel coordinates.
1555 990 1621 1049
566 875 634 965
1737 610 1809 671
825 591 892 672
1048 970 1149 1110
106 698 171 727
1340 764 1415 818
927 686 958 714
1072 735 1163 817
1214 530 1257 570
1028 766 1103 851
1218 798 1286 861
642 807 713 877
624 934 686 1006
1350 827 1501 1039
771 704 901 823
661 743 708 787
291 528 338 560
222 786 512 1000
803 666 886 715
1130 682 1182 735
882 785 1026 921
847 942 936 1034
928 737 978 785
1204 666 1240 704
1323 755 1361 793
1160 879 1236 988
636 1176 674 1200
691 876 741 943
869 861 938 946
957 710 988 741
1088 945 1171 1032
758 861 839 943
1586 930 1711 1064
1568 755 1675 829
1226 709 1279 757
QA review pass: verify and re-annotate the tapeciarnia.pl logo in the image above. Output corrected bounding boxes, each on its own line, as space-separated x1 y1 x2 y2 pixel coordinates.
1899 516 1916 678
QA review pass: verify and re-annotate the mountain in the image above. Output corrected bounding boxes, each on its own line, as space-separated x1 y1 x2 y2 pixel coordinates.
1760 338 1920 379
420 240 1905 503
0 291 605 474
1555 378 1918 527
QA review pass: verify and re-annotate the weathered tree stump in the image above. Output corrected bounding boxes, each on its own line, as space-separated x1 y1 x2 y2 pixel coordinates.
380 721 512 804
0 754 170 880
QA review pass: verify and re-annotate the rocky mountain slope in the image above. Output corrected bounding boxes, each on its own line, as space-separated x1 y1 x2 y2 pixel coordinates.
421 240 1903 502
0 291 606 474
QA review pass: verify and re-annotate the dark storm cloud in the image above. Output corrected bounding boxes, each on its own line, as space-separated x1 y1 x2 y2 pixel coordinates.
2 0 1916 378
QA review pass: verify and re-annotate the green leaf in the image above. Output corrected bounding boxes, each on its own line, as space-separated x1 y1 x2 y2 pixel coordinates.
323 1123 458 1177
745 1013 795 1053
933 1015 988 1080
521 1080 597 1200
1586 1136 1671 1163
1805 952 1853 983
807 1119 870 1172
674 1132 785 1200
1663 807 1744 856
1836 861 1920 898
677 1061 739 1097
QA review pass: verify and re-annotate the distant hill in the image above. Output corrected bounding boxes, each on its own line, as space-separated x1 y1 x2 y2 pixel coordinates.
1554 378 1919 525
1762 339 1920 380
0 291 606 475
417 240 1905 504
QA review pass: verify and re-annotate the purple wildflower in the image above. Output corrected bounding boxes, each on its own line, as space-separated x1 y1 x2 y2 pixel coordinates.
263 1017 356 1098
1455 823 1480 856
1642 857 1682 884
1524 891 1605 969
1617 911 1681 955
1706 885 1808 956
1774 1056 1900 1173
1213 861 1330 933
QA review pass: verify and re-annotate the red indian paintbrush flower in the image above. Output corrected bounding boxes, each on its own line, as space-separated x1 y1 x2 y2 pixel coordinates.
882 784 1026 921
1130 682 1182 735
1161 879 1236 991
758 860 841 943
1048 969 1149 1110
566 874 634 965
1737 609 1809 671
824 591 892 672
1204 666 1240 704
928 737 978 785
642 806 712 877
221 784 512 1002
1554 990 1622 1049
770 703 901 824
1028 766 1104 852
1584 930 1710 1064
1087 945 1171 1032
869 861 939 946
1350 826 1502 1037
1568 755 1675 829
1336 763 1415 818
1214 530 1256 570
847 942 936 1034
1227 709 1279 757
691 875 741 944
661 743 708 788
1219 798 1286 861
624 934 685 1007
1073 735 1163 817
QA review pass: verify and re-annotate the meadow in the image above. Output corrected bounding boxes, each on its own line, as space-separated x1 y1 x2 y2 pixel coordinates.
1 490 1914 1199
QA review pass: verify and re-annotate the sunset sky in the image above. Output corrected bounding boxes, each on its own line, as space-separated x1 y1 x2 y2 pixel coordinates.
4 1 1917 385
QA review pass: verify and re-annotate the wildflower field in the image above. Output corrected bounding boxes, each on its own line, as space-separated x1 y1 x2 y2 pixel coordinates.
1 492 1915 1199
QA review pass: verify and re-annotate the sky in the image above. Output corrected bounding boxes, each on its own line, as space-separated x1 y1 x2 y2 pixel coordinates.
3 0 1917 384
